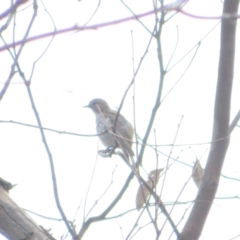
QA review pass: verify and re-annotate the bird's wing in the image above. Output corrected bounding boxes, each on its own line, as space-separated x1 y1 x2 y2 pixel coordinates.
107 110 135 157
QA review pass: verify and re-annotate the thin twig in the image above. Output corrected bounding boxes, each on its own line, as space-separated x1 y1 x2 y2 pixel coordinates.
73 0 101 34
0 120 106 137
120 0 152 34
229 109 240 134
165 25 179 71
0 0 28 20
112 25 156 140
85 165 117 219
83 141 100 221
137 3 164 166
131 30 139 161
166 22 220 73
10 0 75 237
0 1 188 52
0 1 15 34
159 116 183 199
28 0 57 83
125 208 145 240
78 172 135 239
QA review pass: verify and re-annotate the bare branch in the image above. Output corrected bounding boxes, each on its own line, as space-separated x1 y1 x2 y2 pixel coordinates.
229 109 240 134
0 0 28 20
78 172 135 239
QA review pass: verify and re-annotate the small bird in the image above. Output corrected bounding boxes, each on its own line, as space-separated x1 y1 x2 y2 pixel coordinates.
85 98 134 161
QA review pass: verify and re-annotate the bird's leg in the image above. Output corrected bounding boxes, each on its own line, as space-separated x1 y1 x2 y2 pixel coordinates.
107 146 117 156
100 147 113 154
98 149 110 158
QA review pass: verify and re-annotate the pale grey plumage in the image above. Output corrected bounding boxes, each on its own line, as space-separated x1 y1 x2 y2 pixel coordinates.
85 98 134 159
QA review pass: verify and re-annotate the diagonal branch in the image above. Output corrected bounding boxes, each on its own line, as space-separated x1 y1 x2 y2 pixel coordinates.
77 172 135 239
229 109 240 134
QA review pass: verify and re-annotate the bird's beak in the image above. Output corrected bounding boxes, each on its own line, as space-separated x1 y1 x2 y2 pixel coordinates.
83 104 89 108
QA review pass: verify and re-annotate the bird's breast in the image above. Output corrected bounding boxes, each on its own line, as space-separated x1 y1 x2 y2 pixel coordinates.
96 116 116 147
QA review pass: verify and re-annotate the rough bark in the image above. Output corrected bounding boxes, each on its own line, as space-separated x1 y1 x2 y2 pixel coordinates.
0 180 55 240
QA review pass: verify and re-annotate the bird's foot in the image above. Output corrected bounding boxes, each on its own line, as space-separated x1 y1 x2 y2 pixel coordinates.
98 147 115 158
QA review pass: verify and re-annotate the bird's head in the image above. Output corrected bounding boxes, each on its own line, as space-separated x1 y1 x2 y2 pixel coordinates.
84 98 110 113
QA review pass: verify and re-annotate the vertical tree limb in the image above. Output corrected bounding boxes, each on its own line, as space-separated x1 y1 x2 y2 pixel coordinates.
179 1 239 239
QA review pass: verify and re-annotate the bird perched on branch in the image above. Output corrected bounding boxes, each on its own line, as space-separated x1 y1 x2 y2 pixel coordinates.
85 98 134 162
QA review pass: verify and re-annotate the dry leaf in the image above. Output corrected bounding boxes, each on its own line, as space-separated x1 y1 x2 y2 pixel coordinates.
192 160 204 188
149 169 164 184
136 184 150 210
136 168 164 210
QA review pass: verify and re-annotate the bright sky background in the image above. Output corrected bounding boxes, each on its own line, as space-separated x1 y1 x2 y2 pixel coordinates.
0 0 240 239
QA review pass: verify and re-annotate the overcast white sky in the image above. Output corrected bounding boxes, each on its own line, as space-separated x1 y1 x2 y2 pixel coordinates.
0 0 240 239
